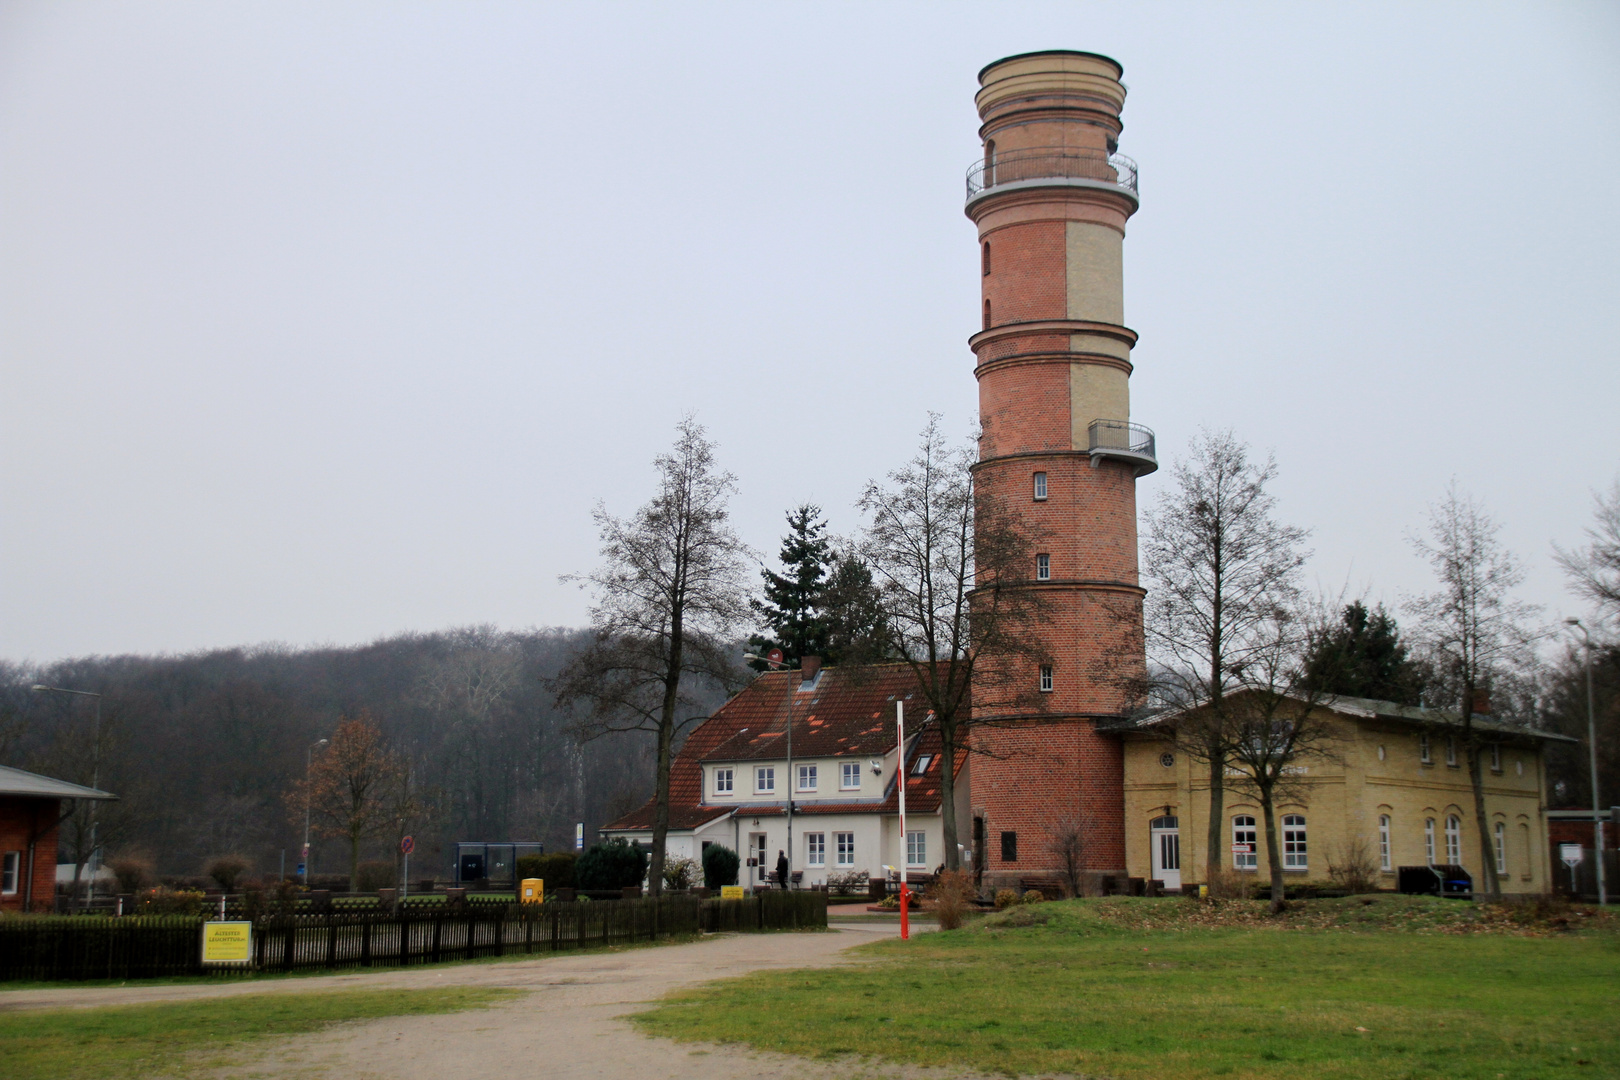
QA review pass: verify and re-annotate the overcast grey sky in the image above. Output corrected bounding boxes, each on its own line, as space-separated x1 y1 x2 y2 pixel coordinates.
2 2 1617 663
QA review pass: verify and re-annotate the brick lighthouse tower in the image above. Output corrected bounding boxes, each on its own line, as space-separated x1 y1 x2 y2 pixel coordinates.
966 51 1153 893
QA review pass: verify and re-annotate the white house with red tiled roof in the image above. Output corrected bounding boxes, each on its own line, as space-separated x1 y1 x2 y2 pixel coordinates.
601 664 970 888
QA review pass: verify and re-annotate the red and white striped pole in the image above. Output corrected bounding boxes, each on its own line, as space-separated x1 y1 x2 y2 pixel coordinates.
897 700 909 940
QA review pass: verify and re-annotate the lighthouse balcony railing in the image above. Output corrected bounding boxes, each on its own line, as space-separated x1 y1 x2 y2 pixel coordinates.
966 149 1139 201
1087 420 1158 475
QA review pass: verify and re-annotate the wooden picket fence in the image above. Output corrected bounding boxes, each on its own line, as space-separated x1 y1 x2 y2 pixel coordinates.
0 892 828 982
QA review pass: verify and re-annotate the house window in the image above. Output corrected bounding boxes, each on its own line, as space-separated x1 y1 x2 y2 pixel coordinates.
806 832 826 867
1379 815 1392 871
714 768 733 795
1000 831 1018 862
1494 822 1506 875
835 832 855 867
1232 816 1257 870
1033 472 1047 501
1282 815 1307 870
1490 743 1501 772
1516 759 1524 777
1445 815 1462 864
906 830 927 867
982 241 991 276
1419 734 1432 764
840 762 861 790
1 851 18 894
983 299 992 330
1445 737 1458 767
797 764 817 792
911 754 932 775
755 766 775 793
1377 744 1386 762
1425 818 1436 863
1036 553 1050 580
1039 665 1053 693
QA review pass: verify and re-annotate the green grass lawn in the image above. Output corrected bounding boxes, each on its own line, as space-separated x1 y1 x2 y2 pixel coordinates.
636 896 1620 1080
3 986 519 1080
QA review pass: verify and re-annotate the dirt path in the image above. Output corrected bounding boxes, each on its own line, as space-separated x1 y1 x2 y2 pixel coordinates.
4 922 985 1079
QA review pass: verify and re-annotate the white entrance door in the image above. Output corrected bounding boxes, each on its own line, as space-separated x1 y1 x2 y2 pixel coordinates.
751 833 769 884
1150 815 1181 891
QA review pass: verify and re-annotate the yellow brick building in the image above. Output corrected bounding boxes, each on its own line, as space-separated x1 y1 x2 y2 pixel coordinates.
1122 694 1573 897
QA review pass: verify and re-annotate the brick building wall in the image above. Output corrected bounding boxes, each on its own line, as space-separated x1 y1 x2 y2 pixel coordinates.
0 796 60 913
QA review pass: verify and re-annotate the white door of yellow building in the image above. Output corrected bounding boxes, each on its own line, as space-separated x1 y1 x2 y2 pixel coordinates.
1150 815 1181 891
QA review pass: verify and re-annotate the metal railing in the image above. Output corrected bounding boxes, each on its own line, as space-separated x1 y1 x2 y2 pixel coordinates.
1088 419 1156 465
967 148 1139 201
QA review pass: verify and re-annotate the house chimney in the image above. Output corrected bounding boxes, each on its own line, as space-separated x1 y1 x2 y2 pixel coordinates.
1471 689 1492 715
800 656 822 684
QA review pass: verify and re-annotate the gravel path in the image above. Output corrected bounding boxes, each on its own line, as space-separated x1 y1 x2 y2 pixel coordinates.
2 922 989 1079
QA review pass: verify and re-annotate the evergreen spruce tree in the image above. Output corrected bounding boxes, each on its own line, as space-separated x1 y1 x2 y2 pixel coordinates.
1301 601 1426 705
750 505 834 666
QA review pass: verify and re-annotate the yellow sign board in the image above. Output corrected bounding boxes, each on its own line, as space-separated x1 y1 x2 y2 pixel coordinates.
720 885 745 901
520 877 544 903
201 921 253 965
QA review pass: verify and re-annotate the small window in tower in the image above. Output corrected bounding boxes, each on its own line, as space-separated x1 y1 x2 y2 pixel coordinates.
1033 472 1047 501
1000 830 1017 862
982 241 991 276
1036 553 1050 580
983 299 992 330
984 139 997 185
1039 664 1053 693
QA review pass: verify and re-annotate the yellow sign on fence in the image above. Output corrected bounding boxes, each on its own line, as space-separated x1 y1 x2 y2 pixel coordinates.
520 877 544 903
720 885 744 901
201 921 253 965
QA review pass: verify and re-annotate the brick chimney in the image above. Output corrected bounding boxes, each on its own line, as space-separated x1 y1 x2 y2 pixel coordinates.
799 656 822 684
1471 688 1492 715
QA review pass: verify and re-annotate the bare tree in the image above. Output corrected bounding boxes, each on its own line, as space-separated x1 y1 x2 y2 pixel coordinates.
858 415 1047 871
1045 806 1099 898
292 713 404 891
1555 477 1620 627
553 417 752 895
1404 482 1541 901
1139 429 1310 882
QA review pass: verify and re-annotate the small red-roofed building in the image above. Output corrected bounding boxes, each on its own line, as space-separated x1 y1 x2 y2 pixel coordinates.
602 664 968 888
0 764 117 913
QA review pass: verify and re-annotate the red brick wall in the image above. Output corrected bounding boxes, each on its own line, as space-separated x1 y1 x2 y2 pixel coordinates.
0 796 60 912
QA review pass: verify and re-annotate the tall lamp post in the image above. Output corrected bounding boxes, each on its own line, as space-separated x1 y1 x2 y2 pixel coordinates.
745 652 795 892
1565 618 1607 906
30 684 103 907
303 738 329 883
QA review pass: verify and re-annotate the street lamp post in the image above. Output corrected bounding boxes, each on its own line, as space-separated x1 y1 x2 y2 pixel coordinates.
31 684 103 908
1565 618 1607 907
744 652 795 892
303 738 329 884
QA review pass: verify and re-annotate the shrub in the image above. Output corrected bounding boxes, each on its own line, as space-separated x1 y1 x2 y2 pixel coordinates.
206 856 251 892
138 886 207 915
1327 837 1382 894
823 868 867 895
1021 889 1046 905
1207 868 1256 900
575 839 648 890
516 852 577 889
994 888 1021 910
108 855 152 894
928 868 976 930
356 860 396 892
702 844 740 889
877 892 900 910
662 856 698 891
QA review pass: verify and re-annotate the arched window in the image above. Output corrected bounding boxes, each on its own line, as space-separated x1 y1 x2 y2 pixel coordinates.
1232 816 1257 870
1425 818 1436 863
1494 822 1506 874
1378 815 1392 871
1518 822 1531 879
1445 815 1462 864
982 241 992 276
983 299 992 330
1282 814 1308 870
984 139 997 185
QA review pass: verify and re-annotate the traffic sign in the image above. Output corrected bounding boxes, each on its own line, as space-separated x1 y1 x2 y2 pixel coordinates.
575 822 584 850
1561 843 1584 868
400 835 415 856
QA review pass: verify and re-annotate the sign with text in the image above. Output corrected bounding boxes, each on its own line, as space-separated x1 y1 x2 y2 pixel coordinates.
575 823 584 851
201 921 253 965
1561 843 1585 868
720 885 745 900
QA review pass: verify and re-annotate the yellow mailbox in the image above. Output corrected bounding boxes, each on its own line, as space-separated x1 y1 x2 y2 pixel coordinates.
520 878 544 904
